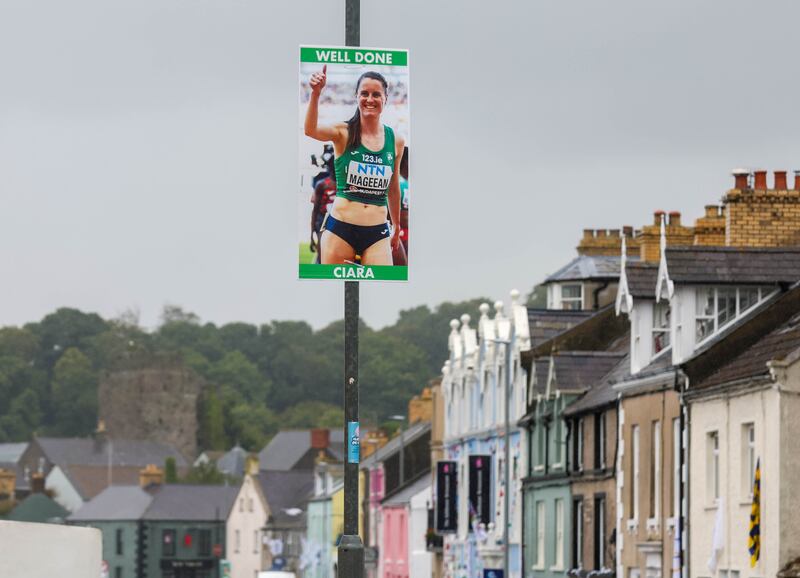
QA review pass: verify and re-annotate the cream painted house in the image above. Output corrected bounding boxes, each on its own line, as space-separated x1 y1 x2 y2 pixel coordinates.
227 473 269 578
681 284 800 578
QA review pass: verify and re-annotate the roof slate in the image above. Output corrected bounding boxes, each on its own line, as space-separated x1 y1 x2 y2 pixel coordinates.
258 470 314 527
563 354 629 416
696 311 800 389
143 484 239 521
217 446 247 478
0 443 27 464
7 493 69 523
666 246 800 285
527 309 595 349
532 351 626 394
545 255 628 282
258 430 344 472
37 437 188 468
68 486 153 521
626 262 658 298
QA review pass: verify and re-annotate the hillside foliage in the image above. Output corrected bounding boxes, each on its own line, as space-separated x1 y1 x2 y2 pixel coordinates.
0 298 488 452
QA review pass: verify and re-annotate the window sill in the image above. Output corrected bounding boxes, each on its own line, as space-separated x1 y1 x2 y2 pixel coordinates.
627 519 638 532
550 565 565 572
533 565 545 571
703 503 719 511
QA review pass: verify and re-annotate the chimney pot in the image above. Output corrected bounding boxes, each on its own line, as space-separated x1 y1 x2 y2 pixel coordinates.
794 170 800 191
653 210 665 225
622 226 633 237
668 211 681 226
583 229 594 240
704 205 718 218
311 428 330 450
775 170 788 190
754 170 767 190
609 229 620 238
732 168 750 190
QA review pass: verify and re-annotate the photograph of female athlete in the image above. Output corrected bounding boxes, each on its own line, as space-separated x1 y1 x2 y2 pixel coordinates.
304 66 405 266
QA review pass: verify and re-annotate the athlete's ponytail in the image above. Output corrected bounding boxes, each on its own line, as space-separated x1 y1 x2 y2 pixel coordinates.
346 71 388 149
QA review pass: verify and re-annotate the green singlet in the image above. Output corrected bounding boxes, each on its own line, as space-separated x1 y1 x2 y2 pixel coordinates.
334 125 395 207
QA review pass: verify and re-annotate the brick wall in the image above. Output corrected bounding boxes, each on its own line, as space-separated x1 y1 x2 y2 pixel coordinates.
639 211 694 262
693 205 726 246
724 172 800 247
577 227 643 257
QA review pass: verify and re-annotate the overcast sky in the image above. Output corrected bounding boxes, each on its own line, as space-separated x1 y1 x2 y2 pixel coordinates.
3 0 800 330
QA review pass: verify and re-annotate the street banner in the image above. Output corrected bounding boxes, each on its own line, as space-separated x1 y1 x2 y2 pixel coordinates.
468 455 492 528
298 45 410 281
436 460 458 533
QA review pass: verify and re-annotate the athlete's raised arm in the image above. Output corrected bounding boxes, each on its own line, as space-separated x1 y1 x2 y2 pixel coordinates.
304 65 346 148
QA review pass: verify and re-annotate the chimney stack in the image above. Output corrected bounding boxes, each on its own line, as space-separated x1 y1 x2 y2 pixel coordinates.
311 428 330 450
668 211 681 226
139 464 164 489
774 170 788 190
31 472 45 494
754 170 767 190
0 468 15 499
732 168 750 190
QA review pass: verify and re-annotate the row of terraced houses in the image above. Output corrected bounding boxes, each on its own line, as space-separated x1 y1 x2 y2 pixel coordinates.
420 169 800 578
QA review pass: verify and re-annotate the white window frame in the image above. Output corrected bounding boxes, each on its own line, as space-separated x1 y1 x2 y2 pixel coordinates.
742 423 755 500
576 418 584 473
707 431 720 505
649 420 661 524
535 501 546 569
673 417 680 521
553 498 565 570
696 286 776 346
560 283 583 310
630 425 640 523
652 302 671 356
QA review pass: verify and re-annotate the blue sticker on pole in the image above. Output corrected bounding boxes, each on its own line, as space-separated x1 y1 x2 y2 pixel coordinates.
348 421 360 463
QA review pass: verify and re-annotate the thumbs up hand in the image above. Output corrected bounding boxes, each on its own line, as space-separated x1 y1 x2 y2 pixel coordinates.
310 65 327 95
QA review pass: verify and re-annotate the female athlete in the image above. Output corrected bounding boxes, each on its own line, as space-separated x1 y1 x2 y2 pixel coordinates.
304 66 404 265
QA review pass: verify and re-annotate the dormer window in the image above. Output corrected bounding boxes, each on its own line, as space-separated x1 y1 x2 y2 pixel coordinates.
696 286 774 343
652 302 671 354
560 284 583 310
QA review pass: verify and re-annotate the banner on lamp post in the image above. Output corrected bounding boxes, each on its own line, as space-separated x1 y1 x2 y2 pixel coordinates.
298 45 410 281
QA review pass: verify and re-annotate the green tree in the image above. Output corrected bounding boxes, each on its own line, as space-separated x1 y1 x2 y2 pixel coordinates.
29 308 109 370
165 457 178 483
199 389 226 451
209 351 269 404
51 348 98 436
279 401 343 429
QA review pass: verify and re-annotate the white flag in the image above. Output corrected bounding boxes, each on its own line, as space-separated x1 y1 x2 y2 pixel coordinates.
707 497 724 574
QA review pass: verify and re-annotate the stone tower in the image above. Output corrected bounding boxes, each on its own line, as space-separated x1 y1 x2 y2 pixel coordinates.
98 357 202 459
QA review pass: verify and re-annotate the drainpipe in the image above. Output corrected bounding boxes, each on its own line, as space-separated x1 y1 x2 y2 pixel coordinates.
676 372 689 578
593 281 610 310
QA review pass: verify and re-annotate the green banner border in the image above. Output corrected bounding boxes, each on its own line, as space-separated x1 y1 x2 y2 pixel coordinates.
300 46 408 67
299 264 408 281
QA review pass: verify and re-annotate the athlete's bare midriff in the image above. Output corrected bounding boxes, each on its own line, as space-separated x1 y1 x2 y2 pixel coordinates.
330 195 388 226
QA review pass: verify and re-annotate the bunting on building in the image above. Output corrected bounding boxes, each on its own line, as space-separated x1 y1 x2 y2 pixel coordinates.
748 458 761 567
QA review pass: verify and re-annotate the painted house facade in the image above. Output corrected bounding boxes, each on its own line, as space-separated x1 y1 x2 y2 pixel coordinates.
440 291 531 578
679 282 800 578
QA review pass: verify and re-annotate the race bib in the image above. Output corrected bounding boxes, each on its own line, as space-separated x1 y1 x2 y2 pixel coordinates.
347 160 393 192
